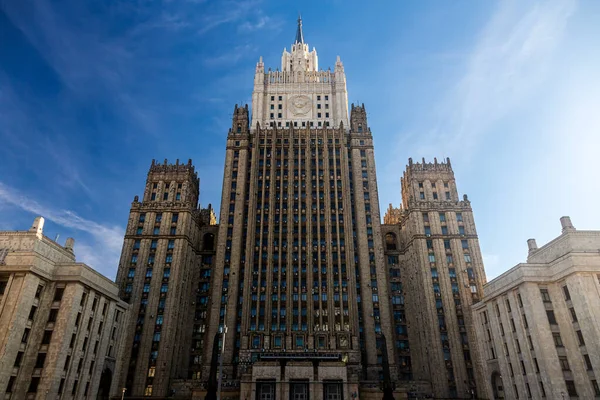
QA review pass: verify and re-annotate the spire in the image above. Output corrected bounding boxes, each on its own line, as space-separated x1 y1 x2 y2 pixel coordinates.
295 14 304 44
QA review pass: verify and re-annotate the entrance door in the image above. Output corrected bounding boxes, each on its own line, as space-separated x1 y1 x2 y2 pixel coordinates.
290 381 309 400
257 381 275 400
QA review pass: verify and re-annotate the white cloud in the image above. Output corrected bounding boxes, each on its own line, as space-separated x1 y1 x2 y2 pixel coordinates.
451 0 576 149
0 182 124 278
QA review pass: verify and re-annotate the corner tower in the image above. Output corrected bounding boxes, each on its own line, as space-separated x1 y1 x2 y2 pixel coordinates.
114 160 202 397
398 158 487 398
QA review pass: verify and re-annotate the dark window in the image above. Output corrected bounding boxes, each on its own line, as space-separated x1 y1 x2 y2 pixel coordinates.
28 306 37 320
14 351 23 367
553 333 563 347
540 288 551 303
546 310 557 325
22 328 30 343
42 330 53 344
565 380 577 397
559 357 570 371
35 353 46 368
584 354 593 371
28 377 40 393
570 307 578 322
6 376 16 393
53 287 65 302
562 285 571 300
576 330 585 346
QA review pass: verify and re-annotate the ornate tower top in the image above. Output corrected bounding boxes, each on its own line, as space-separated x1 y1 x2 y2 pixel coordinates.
251 17 349 129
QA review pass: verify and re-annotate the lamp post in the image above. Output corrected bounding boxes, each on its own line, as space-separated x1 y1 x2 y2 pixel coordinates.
121 388 126 400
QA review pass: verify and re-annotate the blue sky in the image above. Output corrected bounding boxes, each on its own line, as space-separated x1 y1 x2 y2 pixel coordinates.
1 0 599 280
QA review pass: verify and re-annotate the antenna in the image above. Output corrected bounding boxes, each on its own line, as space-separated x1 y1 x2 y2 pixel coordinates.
54 234 60 242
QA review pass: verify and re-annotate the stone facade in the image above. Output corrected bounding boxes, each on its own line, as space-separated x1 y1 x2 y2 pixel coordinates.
473 217 600 399
113 159 217 398
382 157 487 399
113 19 490 399
0 217 128 399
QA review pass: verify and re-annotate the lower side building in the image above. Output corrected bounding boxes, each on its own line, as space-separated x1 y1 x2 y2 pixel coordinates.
474 217 600 399
0 217 129 399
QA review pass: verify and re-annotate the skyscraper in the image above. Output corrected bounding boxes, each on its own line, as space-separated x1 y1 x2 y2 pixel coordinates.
114 18 489 399
204 17 395 400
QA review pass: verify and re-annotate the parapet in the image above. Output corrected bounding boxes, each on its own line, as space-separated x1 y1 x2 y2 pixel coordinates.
402 157 453 181
149 159 199 182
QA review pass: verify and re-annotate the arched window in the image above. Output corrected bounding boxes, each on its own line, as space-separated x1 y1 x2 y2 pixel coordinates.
203 233 215 251
385 233 397 251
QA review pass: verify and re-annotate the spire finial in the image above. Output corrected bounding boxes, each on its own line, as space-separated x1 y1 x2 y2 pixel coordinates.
295 14 304 44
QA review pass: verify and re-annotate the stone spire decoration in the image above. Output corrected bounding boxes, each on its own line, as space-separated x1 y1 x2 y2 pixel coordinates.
295 14 304 44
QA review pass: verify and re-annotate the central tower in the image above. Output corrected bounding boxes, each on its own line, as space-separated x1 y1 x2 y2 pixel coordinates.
204 18 394 400
251 17 349 129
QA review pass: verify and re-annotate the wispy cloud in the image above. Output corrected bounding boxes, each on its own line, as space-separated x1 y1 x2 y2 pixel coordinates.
452 0 576 148
395 0 576 158
203 44 257 67
239 14 283 33
0 182 124 278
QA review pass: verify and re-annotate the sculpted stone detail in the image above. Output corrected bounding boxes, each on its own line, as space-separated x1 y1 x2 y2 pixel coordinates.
289 95 312 116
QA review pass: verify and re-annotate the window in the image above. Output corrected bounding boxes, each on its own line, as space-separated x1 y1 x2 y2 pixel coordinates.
53 287 65 302
459 226 465 235
324 382 343 400
553 333 563 347
172 213 178 223
540 288 551 303
14 351 23 367
28 377 40 393
576 330 585 346
28 306 37 320
592 380 600 396
546 310 557 325
559 356 570 371
42 330 53 344
22 328 30 343
562 285 571 300
570 307 578 322
35 353 46 368
439 213 446 222
565 380 577 397
456 212 463 222
585 354 593 371
461 240 469 249
6 376 16 393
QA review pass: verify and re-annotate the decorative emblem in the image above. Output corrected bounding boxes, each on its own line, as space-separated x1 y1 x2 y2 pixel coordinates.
289 95 312 116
